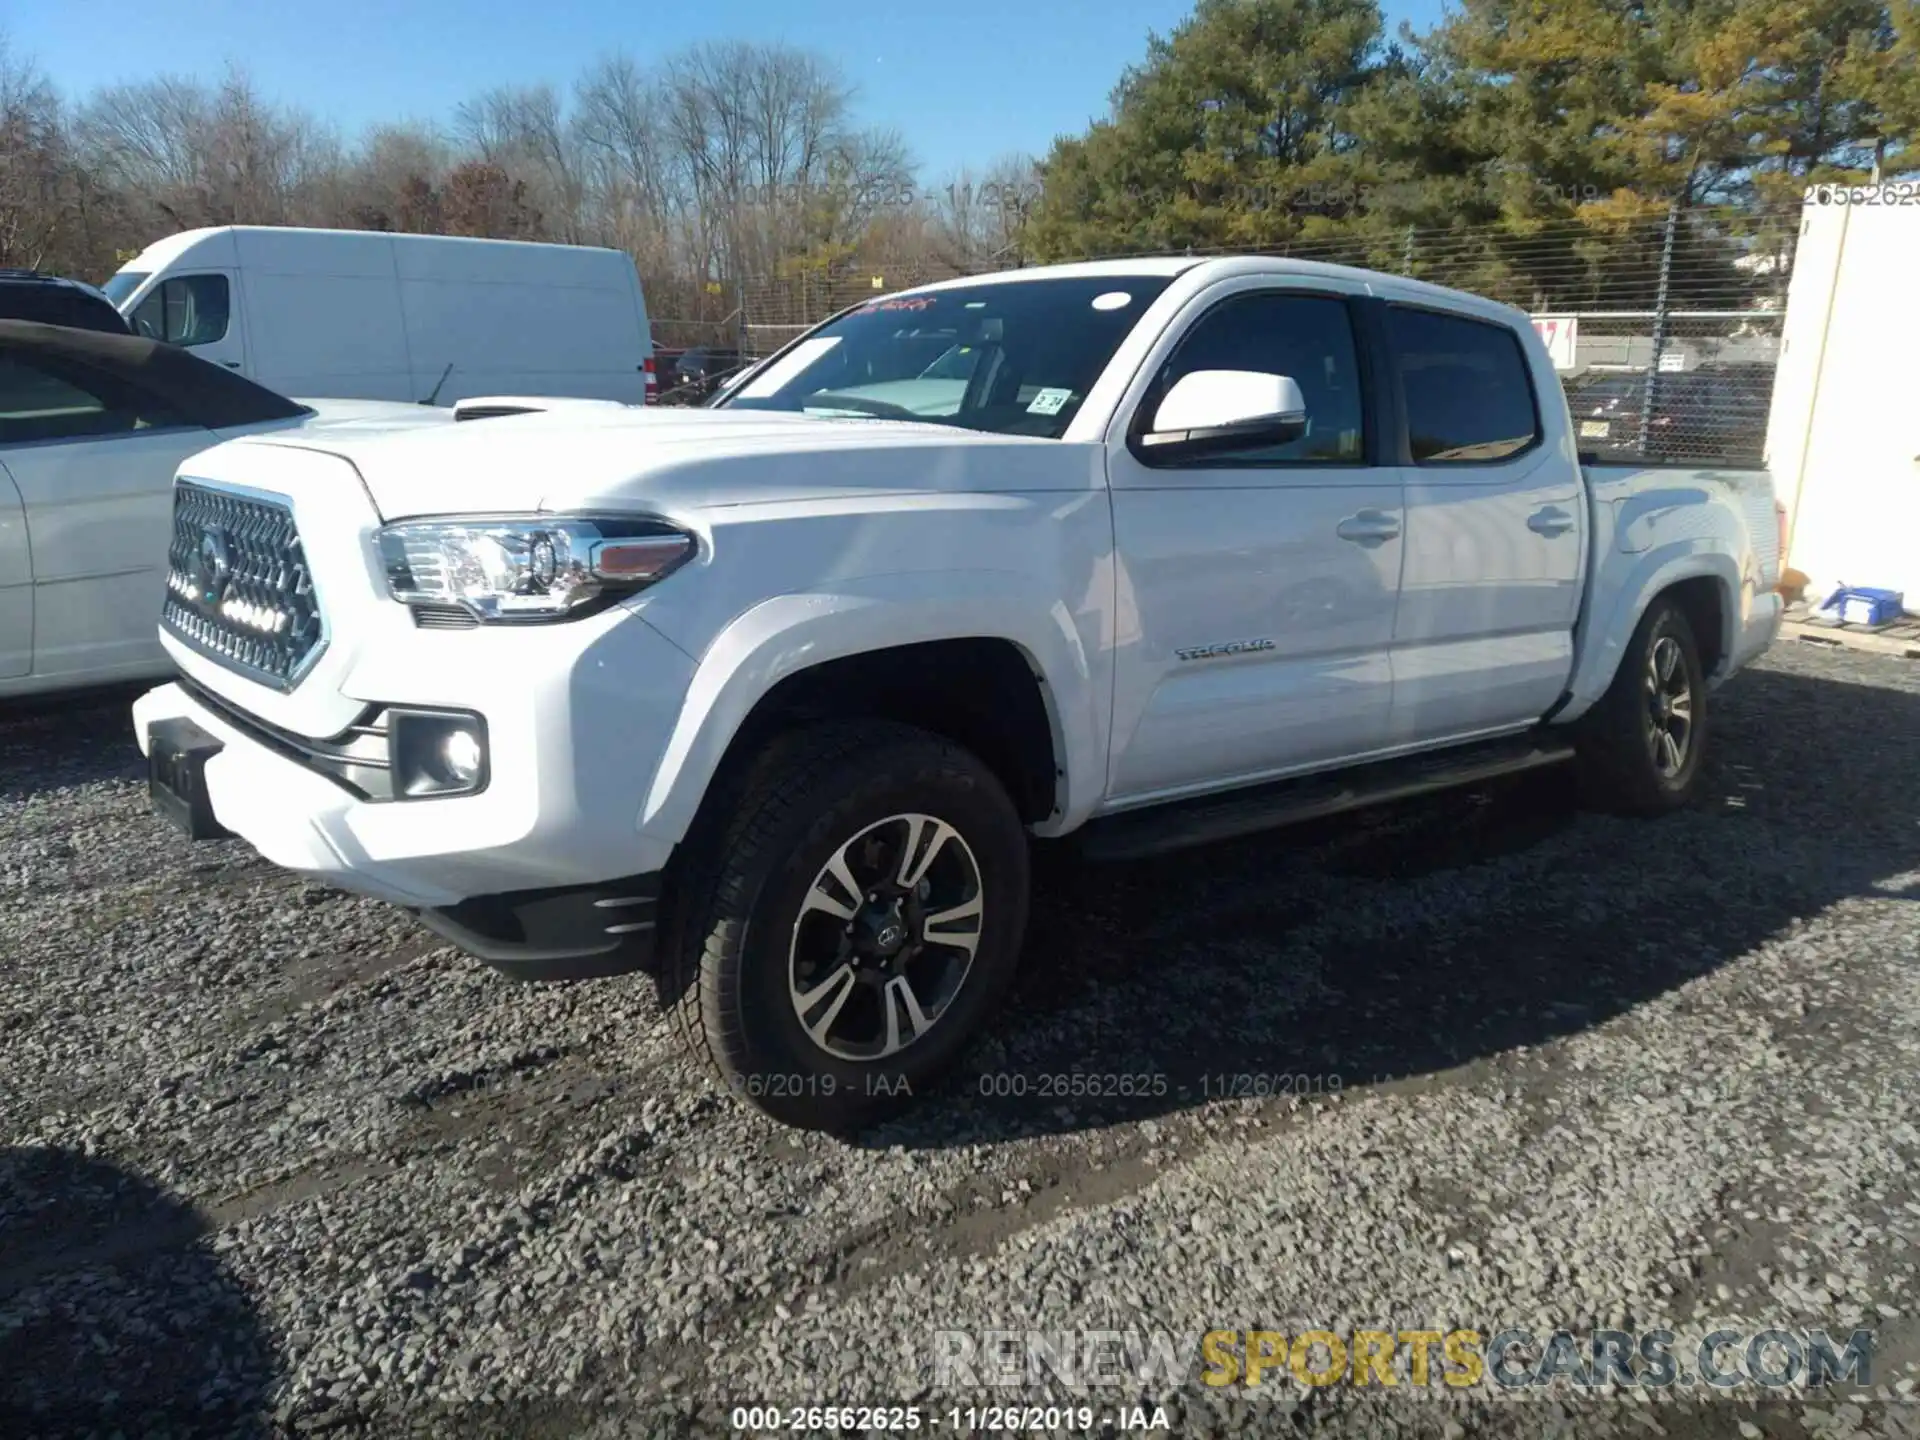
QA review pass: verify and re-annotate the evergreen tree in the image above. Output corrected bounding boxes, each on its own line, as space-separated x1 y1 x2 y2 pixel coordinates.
1025 0 1920 266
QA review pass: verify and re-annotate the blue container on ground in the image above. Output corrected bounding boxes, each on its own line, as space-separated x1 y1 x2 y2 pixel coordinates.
1817 586 1906 626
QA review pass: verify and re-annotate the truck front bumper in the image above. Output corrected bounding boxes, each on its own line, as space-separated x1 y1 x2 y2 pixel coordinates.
132 606 696 980
411 872 665 981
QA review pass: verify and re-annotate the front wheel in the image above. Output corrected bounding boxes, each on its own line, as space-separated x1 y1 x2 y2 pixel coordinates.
1574 597 1709 815
669 721 1031 1130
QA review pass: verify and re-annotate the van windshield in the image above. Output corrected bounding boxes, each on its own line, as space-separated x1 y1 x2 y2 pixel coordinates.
716 276 1172 439
101 272 147 307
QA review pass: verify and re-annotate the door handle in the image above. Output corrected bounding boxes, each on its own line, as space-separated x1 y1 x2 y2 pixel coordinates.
221 361 241 369
1336 509 1401 546
1527 505 1575 537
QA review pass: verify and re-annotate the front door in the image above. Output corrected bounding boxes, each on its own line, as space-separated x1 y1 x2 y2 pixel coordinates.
1105 285 1404 804
129 271 247 374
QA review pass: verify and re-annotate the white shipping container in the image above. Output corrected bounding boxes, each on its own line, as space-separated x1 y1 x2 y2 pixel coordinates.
1766 197 1920 608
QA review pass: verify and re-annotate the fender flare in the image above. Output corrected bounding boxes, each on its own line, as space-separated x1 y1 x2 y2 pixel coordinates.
635 570 1105 846
1559 542 1743 723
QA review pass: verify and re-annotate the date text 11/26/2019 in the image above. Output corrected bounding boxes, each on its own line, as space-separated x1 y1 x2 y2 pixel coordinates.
968 1071 1367 1100
729 1404 1172 1432
732 180 1042 212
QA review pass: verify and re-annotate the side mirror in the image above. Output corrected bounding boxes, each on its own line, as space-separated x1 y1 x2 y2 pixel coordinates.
1139 370 1308 458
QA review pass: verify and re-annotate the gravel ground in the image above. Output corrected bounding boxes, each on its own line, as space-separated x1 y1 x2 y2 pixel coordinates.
4 639 1920 1439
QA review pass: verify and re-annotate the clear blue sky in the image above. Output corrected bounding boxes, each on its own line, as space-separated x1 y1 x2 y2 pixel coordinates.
5 0 1451 180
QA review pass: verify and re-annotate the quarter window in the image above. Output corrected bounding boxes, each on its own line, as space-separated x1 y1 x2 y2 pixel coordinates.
132 274 231 347
1387 306 1539 463
1144 292 1366 464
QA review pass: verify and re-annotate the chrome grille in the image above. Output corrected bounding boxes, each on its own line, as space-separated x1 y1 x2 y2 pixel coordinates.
162 480 326 690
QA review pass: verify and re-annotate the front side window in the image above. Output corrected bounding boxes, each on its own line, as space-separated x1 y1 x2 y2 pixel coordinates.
1388 306 1539 463
717 276 1174 439
0 350 184 445
131 274 231 347
1141 291 1366 464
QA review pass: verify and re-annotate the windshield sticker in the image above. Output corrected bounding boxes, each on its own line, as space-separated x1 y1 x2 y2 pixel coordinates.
856 296 936 313
1027 387 1075 416
737 336 842 398
1091 291 1133 311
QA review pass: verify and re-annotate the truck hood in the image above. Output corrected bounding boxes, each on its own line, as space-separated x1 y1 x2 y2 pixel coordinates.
238 405 1091 519
289 398 460 435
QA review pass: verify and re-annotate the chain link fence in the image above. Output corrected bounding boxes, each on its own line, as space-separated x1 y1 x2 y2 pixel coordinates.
715 203 1798 467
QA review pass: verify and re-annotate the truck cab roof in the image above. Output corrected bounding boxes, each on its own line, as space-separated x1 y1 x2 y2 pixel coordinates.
902 254 1531 328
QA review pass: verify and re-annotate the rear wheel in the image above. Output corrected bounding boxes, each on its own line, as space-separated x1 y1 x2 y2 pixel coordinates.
669 721 1030 1130
1574 597 1708 815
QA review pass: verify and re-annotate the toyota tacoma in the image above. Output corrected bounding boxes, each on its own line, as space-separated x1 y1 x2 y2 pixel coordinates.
133 257 1784 1129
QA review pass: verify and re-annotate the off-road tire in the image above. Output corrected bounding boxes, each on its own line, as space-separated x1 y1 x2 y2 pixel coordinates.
1574 597 1708 815
666 721 1030 1130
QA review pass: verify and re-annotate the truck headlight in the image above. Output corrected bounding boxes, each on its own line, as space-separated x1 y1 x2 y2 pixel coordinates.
375 515 696 623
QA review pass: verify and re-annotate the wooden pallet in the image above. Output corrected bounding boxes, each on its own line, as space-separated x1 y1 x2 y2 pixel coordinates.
1784 611 1920 660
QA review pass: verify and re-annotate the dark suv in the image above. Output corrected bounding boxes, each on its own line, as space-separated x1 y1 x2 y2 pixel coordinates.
662 345 746 405
0 270 133 335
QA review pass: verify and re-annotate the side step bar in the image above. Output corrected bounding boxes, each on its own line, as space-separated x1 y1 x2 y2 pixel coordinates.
1075 733 1576 863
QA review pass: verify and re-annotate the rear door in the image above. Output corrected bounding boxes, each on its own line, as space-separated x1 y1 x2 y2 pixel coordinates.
1385 303 1583 743
0 348 214 680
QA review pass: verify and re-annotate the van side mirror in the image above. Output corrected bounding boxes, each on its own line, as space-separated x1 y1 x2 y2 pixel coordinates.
1139 370 1308 459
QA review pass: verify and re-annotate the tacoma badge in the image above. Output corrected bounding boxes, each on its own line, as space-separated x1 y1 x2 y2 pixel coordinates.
1175 638 1277 662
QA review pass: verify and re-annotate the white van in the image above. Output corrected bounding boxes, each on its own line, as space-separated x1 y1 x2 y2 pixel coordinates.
102 226 656 405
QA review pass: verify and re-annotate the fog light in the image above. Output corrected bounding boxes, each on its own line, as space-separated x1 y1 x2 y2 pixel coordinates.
389 709 490 799
442 728 484 784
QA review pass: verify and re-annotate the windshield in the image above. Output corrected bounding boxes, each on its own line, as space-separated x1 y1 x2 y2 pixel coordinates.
100 271 148 307
919 344 981 381
717 276 1173 438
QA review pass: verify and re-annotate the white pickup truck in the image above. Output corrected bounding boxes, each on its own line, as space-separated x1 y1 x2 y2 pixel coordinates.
132 257 1784 1129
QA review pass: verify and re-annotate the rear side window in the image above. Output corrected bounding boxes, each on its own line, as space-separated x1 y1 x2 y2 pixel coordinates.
0 350 186 445
1387 306 1539 464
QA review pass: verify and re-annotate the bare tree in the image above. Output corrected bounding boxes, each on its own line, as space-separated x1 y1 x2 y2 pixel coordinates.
575 57 679 287
453 84 586 241
332 122 452 231
74 76 208 205
442 159 541 238
0 32 69 267
5 27 1011 327
75 70 334 232
931 153 1041 266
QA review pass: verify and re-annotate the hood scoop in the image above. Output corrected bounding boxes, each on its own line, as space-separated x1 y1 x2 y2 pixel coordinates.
451 396 637 423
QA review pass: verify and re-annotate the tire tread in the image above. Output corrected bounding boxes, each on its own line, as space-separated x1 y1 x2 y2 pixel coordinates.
1574 598 1706 816
665 721 1014 1123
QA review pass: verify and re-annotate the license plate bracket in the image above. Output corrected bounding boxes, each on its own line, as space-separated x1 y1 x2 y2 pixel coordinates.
148 717 233 840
